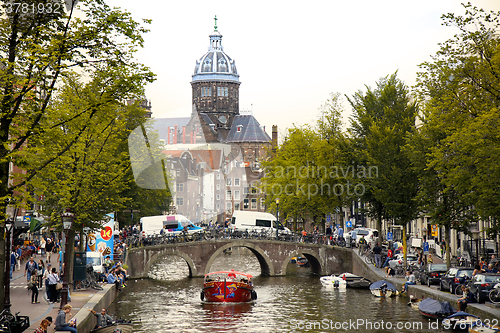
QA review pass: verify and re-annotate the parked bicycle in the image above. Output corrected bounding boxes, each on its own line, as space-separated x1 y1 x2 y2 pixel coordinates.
488 282 500 304
454 276 472 297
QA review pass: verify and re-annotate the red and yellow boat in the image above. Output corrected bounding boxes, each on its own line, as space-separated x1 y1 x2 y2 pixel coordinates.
201 270 257 303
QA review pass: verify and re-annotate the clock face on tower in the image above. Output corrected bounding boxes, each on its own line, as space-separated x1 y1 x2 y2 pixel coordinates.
218 115 227 124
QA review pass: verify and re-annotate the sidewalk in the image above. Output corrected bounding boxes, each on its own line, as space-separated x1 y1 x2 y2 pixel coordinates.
9 252 103 332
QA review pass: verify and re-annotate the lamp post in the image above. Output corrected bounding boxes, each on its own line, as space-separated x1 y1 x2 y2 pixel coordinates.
275 198 280 240
472 230 480 265
60 208 74 309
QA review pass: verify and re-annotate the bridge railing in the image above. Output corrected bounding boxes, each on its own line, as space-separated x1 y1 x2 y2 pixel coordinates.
123 229 348 249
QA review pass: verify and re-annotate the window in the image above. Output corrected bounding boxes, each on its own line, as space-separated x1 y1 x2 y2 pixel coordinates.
260 197 265 205
242 174 246 181
234 178 240 186
226 202 232 210
251 186 257 194
176 197 184 206
201 87 212 97
251 198 257 209
235 203 240 210
216 173 220 179
176 183 184 192
226 190 232 200
243 187 249 195
216 204 220 210
234 190 240 201
226 178 232 186
216 194 220 200
216 184 220 190
237 125 243 132
217 86 227 97
243 199 249 209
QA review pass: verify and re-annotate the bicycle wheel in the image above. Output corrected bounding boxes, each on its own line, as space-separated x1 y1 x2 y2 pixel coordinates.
455 284 466 297
395 266 405 276
365 254 373 265
489 288 500 304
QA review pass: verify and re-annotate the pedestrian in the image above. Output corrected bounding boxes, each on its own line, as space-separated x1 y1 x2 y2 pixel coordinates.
16 245 22 271
427 254 433 263
45 239 53 262
34 317 52 333
24 257 38 282
29 274 39 303
40 238 46 256
359 235 367 255
47 267 60 303
373 243 382 268
37 260 45 288
10 248 16 279
43 263 52 303
55 304 77 333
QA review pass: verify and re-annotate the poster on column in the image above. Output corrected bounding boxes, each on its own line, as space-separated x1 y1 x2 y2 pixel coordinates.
86 213 114 259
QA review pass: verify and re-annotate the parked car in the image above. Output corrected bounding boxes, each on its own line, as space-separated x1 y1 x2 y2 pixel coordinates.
439 267 474 294
346 228 379 247
418 263 448 286
467 273 500 303
388 254 419 269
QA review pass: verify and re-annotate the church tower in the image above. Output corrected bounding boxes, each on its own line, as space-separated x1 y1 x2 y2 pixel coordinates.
191 16 240 141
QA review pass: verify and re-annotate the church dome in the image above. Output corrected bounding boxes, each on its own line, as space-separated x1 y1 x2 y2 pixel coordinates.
192 19 239 83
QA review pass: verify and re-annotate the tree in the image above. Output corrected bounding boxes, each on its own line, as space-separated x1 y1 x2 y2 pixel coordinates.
348 73 420 264
0 0 154 309
414 3 500 264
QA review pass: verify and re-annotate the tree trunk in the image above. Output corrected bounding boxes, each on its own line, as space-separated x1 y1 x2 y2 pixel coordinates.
0 229 5 311
445 226 451 270
67 229 76 289
402 223 408 272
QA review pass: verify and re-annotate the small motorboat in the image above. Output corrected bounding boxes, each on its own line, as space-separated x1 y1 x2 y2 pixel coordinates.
296 257 309 267
468 321 500 333
418 298 456 319
338 273 371 288
442 311 479 331
320 275 347 289
201 270 256 303
89 320 133 333
407 295 422 310
369 280 397 297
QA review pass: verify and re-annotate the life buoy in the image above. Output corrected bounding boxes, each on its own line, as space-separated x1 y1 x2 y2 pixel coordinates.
200 291 205 301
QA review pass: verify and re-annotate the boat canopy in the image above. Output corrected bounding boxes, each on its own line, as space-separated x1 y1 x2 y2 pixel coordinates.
418 298 456 316
204 270 253 282
369 280 396 291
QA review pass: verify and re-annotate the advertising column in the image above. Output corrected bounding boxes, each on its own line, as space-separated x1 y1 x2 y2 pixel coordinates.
86 215 114 260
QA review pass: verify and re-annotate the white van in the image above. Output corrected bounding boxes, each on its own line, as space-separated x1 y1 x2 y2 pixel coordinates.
140 214 202 237
231 210 291 235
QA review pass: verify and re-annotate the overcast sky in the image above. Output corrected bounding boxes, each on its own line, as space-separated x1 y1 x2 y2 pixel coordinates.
105 0 500 138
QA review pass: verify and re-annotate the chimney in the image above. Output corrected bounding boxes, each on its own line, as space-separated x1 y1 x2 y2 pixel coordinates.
182 126 186 144
174 125 178 144
272 125 278 152
167 127 171 145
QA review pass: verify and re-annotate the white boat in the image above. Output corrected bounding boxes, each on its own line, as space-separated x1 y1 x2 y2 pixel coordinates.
468 321 500 333
320 275 347 289
338 273 371 288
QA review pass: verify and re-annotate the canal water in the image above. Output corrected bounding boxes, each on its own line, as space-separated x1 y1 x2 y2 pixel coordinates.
108 248 452 332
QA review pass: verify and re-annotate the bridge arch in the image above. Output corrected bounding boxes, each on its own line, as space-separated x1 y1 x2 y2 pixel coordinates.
205 241 274 276
280 250 323 275
145 248 199 277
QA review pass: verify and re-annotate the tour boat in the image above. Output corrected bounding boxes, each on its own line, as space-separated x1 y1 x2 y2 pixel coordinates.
369 280 397 297
338 272 371 288
418 298 456 319
319 275 347 289
201 270 256 303
468 321 500 333
441 311 479 331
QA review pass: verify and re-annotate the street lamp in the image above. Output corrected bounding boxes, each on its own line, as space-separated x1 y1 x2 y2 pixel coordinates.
275 198 280 240
60 208 74 308
472 230 481 265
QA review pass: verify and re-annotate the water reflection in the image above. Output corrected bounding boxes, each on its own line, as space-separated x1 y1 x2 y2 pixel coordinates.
109 249 449 332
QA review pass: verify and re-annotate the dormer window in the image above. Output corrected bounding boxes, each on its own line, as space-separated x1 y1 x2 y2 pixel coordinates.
237 125 243 132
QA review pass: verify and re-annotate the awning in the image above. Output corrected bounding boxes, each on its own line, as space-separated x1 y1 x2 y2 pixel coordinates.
30 217 45 233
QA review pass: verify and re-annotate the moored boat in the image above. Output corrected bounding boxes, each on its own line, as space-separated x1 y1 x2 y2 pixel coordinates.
407 295 422 310
468 321 500 333
320 275 347 289
338 273 371 288
418 298 456 319
201 270 256 303
442 311 479 331
369 280 397 297
296 257 309 267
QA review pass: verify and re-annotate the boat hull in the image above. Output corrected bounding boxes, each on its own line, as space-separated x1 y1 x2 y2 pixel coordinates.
371 289 393 297
320 276 347 289
203 281 254 303
339 273 371 288
90 324 133 333
469 323 500 333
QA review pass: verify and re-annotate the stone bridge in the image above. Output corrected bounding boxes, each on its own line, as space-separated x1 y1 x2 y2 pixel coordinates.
125 239 353 278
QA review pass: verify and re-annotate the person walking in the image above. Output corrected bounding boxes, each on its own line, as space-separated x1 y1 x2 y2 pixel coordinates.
37 260 45 288
55 304 77 333
47 267 60 303
24 257 38 282
10 249 16 279
30 274 39 304
45 239 53 262
373 243 382 268
16 245 22 271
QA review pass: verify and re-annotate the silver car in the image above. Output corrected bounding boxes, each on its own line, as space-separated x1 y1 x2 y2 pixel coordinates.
388 254 419 269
